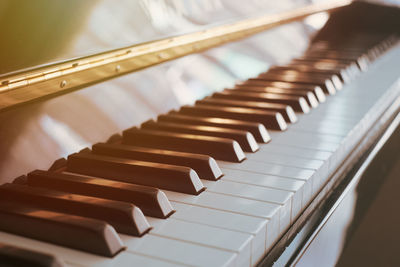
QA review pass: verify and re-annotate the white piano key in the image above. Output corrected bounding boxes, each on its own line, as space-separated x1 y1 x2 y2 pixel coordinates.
219 160 314 182
115 253 187 267
288 123 350 137
311 108 368 118
269 132 341 151
203 179 292 206
310 103 371 117
220 159 317 184
170 201 268 264
321 95 377 105
221 172 303 222
293 118 355 131
299 112 362 123
221 168 305 192
164 190 281 246
202 179 293 226
258 143 333 161
220 168 305 219
219 160 322 204
247 151 324 170
267 133 341 164
256 135 336 192
147 217 253 267
121 234 237 267
304 111 364 122
0 231 187 267
269 130 344 144
272 131 340 182
320 102 375 112
291 119 354 132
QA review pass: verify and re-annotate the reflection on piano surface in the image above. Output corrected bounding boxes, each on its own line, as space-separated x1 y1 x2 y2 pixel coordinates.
0 1 400 266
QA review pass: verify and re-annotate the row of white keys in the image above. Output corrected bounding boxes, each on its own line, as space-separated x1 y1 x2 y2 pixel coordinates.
129 186 286 266
214 114 346 251
164 190 281 260
220 168 304 223
139 217 253 267
269 130 342 151
256 143 332 161
201 179 292 231
1 224 245 267
288 120 351 137
0 231 191 267
218 160 316 205
169 201 268 262
247 151 324 169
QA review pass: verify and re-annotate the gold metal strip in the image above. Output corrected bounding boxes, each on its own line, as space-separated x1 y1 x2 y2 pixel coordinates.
0 0 351 112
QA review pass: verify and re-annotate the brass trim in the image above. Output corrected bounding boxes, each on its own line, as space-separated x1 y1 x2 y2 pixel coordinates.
0 0 351 112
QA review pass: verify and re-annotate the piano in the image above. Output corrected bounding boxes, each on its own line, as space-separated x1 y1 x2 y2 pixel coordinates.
0 1 399 266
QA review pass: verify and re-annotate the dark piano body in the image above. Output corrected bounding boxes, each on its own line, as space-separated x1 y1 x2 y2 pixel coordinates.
0 1 400 266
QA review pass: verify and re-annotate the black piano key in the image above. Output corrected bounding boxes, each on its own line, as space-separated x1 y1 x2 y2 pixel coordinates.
256 72 337 95
123 128 246 162
27 170 174 219
48 158 68 172
284 63 351 83
235 81 324 101
305 50 367 60
195 98 297 123
0 183 151 236
180 105 287 131
291 58 361 77
308 44 370 53
92 143 223 181
264 69 343 91
67 152 205 195
0 243 65 267
301 53 367 65
211 90 310 113
302 52 369 70
157 113 271 143
141 120 259 153
0 202 124 257
232 85 319 108
235 83 325 104
240 80 327 102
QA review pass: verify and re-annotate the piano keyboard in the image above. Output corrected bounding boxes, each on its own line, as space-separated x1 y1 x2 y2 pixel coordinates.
0 33 399 267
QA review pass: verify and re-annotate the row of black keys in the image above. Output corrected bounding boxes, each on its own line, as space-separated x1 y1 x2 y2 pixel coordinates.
0 34 396 261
